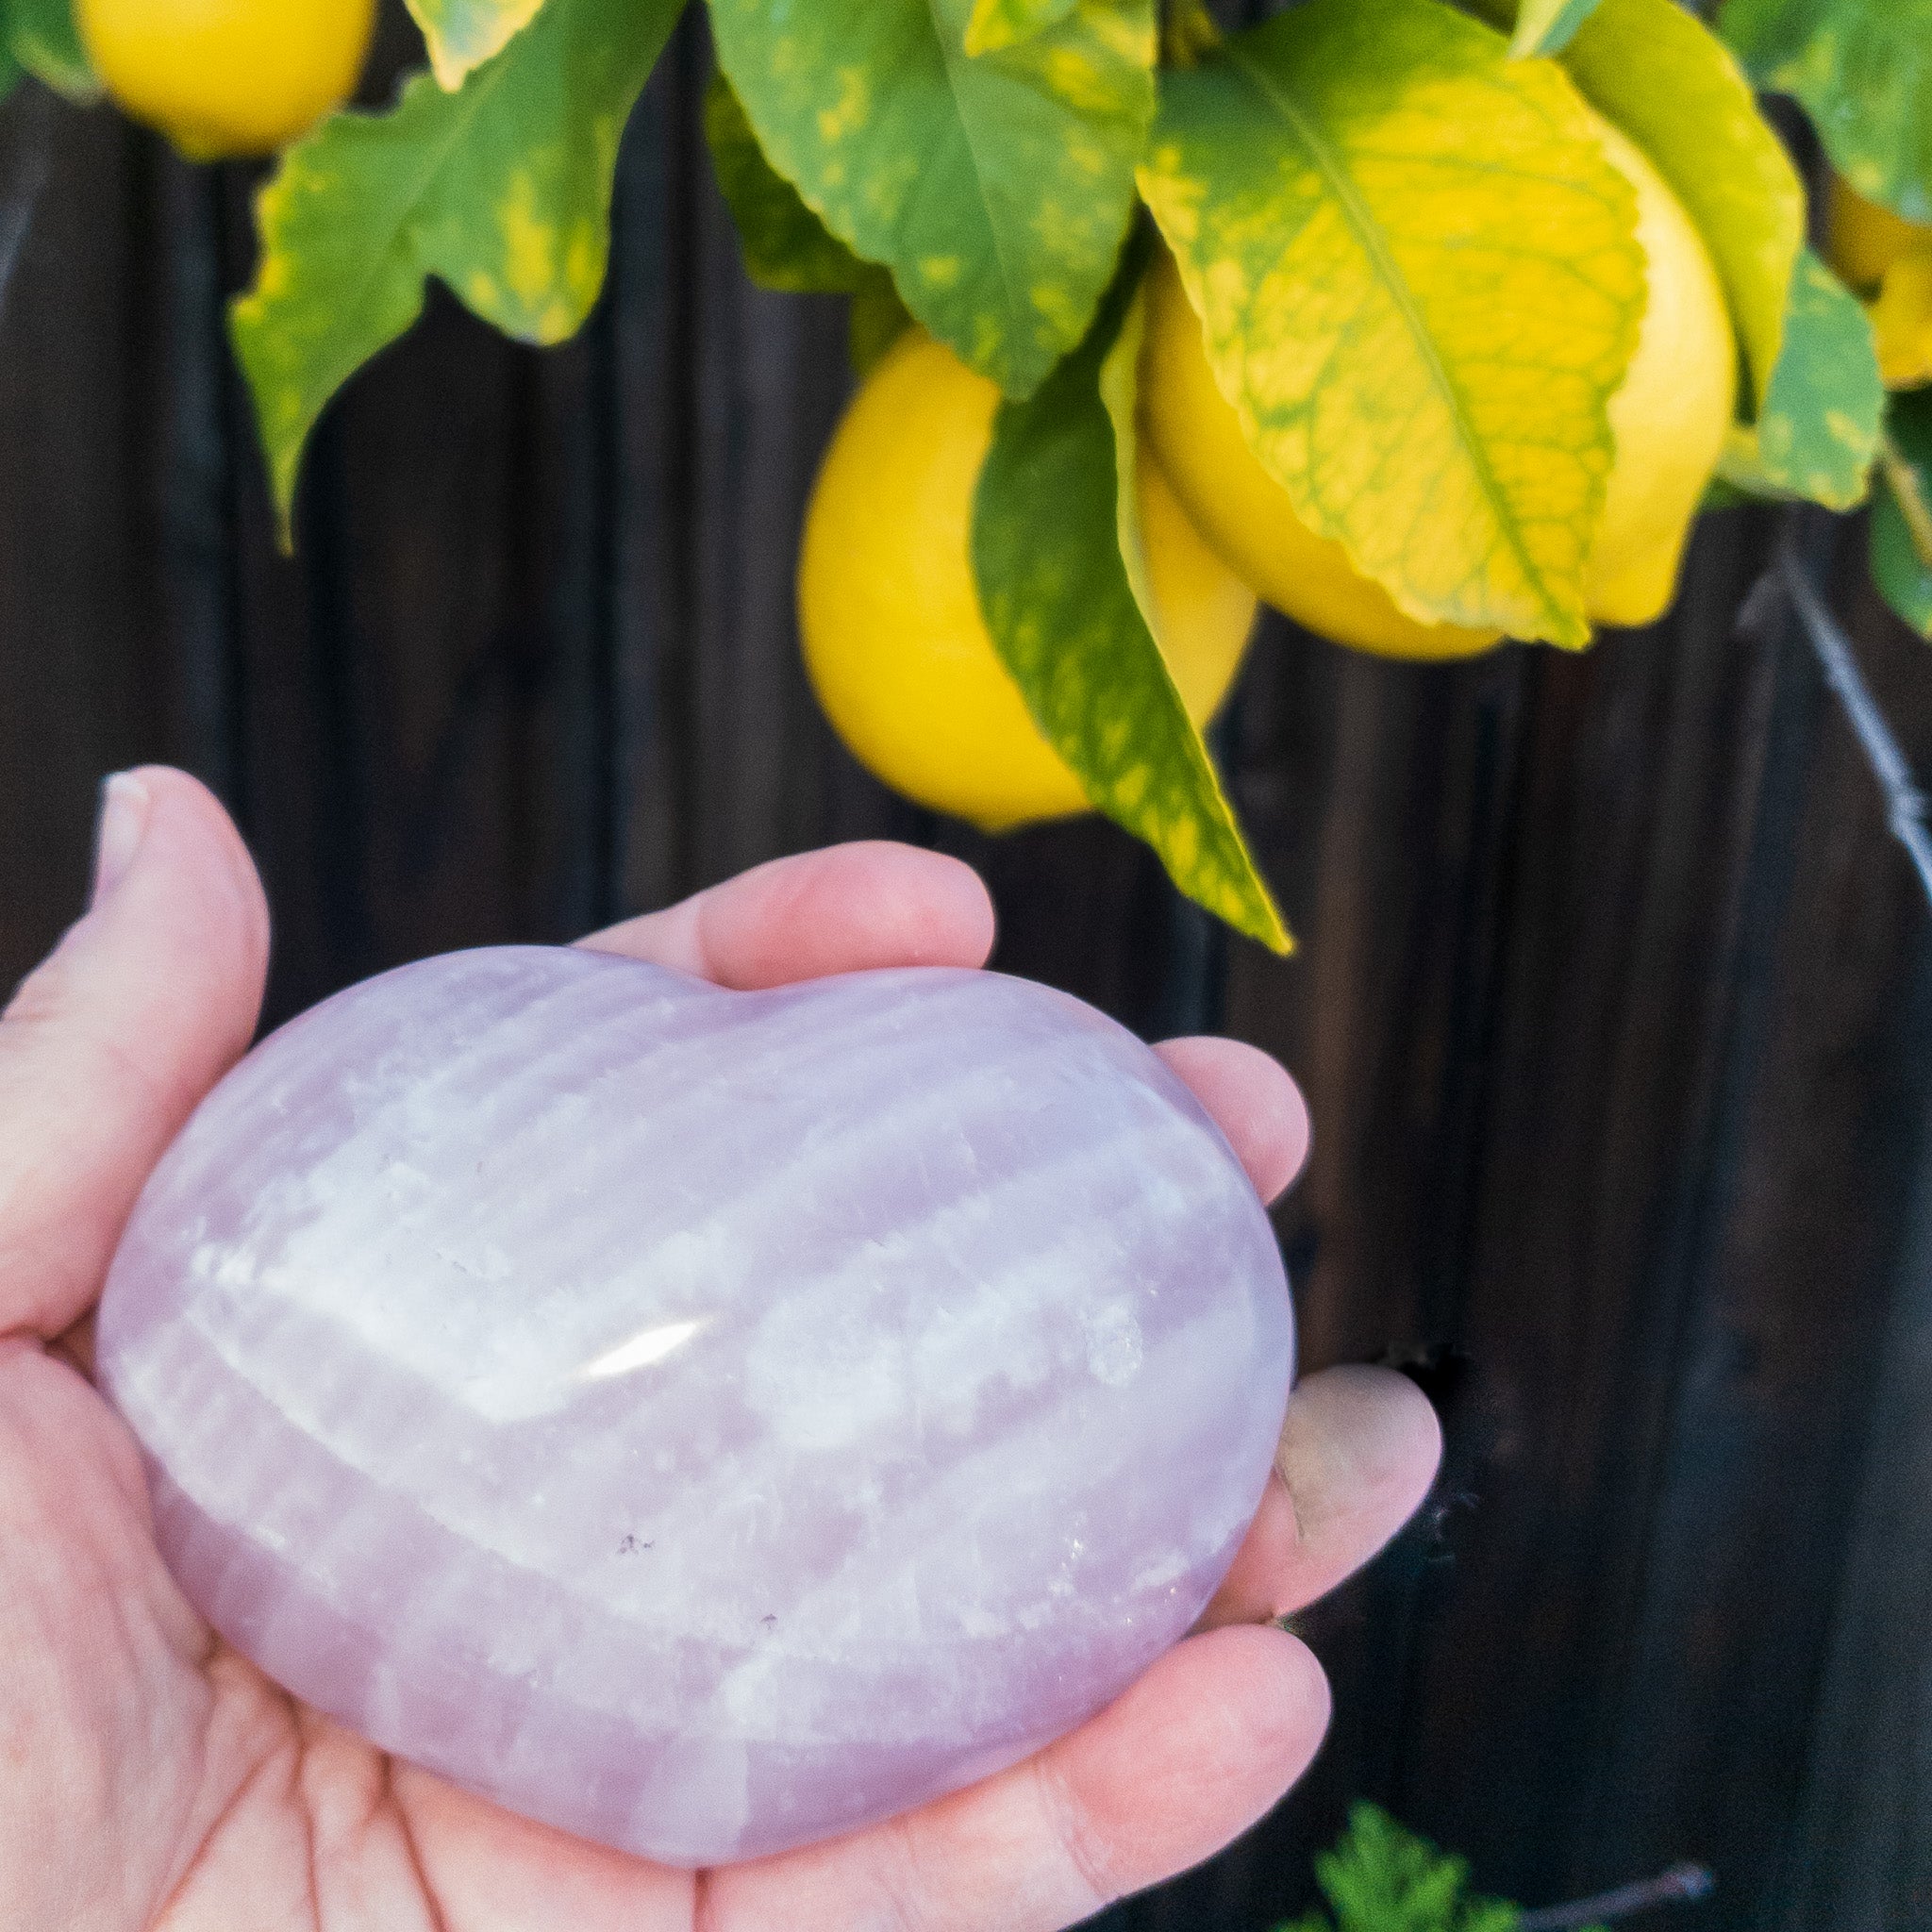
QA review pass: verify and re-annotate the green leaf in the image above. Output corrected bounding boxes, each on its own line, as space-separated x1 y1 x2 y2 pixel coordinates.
406 0 551 90
1874 387 1932 637
1874 477 1932 638
704 69 873 293
1718 247 1884 508
972 274 1289 952
1465 1907 1529 1932
1162 0 1222 66
709 0 1156 397
1140 0 1645 648
1287 1804 1523 1932
849 274 914 375
1318 1816 1470 1929
1721 0 1932 225
702 69 912 375
1700 474 1757 511
0 42 19 105
1886 388 1932 550
1097 285 1165 644
6 0 97 102
1508 0 1601 59
232 0 684 539
1556 0 1805 416
962 0 1079 58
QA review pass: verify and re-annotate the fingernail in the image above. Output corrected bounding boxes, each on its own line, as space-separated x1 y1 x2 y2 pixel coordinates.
91 772 151 908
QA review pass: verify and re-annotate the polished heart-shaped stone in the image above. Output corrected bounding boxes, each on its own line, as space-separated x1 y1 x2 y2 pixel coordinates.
97 948 1293 1866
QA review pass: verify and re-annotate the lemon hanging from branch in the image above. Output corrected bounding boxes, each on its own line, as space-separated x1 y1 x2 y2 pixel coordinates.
1575 118 1739 626
53 0 1879 945
1140 244 1503 662
76 0 375 158
799 331 1257 833
1139 0 1740 657
1829 176 1932 391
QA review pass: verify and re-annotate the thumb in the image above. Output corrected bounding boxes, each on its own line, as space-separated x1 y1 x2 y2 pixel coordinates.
0 768 270 1340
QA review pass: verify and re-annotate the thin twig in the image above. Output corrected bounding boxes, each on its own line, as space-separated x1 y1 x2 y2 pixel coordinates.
1777 530 1932 912
1516 1860 1713 1931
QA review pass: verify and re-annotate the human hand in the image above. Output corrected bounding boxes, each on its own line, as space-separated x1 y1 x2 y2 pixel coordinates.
0 767 1441 1931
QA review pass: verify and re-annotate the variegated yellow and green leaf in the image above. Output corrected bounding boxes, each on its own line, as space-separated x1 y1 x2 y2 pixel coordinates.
1140 0 1645 648
704 70 913 372
705 70 876 294
1161 0 1221 66
1096 288 1165 662
233 0 684 539
1719 247 1884 508
708 0 1156 397
962 0 1079 58
1507 0 1602 59
1555 0 1804 415
1722 0 1932 225
406 0 550 90
973 275 1289 951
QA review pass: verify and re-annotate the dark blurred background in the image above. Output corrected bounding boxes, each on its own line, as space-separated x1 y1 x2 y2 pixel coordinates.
3 5 1931 1926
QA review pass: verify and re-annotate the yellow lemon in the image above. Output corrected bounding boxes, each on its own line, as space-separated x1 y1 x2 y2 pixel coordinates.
1828 175 1932 390
77 0 375 158
1828 175 1932 295
798 331 1258 832
1141 110 1737 653
1582 119 1738 625
1870 256 1932 391
1141 247 1498 662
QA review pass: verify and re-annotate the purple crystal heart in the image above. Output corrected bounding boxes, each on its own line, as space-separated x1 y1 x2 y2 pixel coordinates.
97 948 1293 1866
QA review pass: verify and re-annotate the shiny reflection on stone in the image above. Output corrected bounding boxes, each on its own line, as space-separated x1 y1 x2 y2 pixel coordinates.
97 949 1293 1867
578 1318 709 1381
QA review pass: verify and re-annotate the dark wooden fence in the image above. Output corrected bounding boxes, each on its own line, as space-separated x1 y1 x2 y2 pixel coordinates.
3 10 1931 1926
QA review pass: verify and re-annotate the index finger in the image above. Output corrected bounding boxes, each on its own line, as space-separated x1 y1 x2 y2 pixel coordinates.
579 843 996 989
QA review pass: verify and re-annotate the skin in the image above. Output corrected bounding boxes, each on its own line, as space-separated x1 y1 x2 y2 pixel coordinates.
0 766 1442 1932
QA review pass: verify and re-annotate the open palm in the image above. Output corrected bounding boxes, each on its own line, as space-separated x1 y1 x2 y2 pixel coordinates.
0 769 1440 1932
